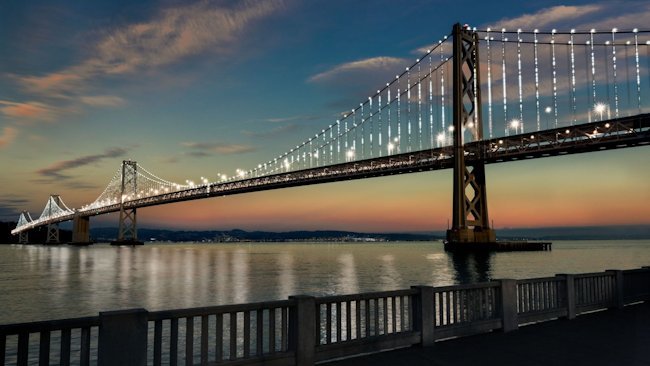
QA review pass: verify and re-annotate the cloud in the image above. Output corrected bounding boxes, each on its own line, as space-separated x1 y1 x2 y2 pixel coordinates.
36 147 129 180
242 124 300 137
486 5 602 30
80 95 126 107
18 72 85 96
182 142 256 156
15 0 286 98
309 57 407 84
0 196 30 220
4 0 286 126
0 100 59 122
480 2 650 35
0 127 18 149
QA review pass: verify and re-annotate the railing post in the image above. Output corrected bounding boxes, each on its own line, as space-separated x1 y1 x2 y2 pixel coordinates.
98 308 148 366
410 286 435 347
499 279 518 332
606 270 625 309
289 295 316 366
557 274 576 319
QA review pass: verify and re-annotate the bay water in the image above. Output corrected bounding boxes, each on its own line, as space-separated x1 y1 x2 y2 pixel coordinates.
1 240 649 324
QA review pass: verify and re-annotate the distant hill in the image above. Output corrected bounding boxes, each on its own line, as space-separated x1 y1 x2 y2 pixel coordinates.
89 228 439 242
494 225 650 240
2 222 649 244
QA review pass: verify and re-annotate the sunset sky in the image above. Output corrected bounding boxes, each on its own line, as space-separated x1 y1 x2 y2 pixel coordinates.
1 0 649 232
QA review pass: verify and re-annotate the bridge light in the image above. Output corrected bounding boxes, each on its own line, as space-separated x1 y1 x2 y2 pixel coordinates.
509 119 520 134
605 123 611 128
498 140 503 144
594 103 607 120
448 125 455 132
565 129 570 134
530 135 535 139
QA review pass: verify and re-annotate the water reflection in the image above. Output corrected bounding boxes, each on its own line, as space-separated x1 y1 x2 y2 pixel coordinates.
231 249 249 303
448 251 493 284
277 252 295 298
1 241 649 323
377 254 401 290
336 253 358 294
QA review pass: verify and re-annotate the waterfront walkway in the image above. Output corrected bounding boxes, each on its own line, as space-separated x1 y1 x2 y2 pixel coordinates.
324 303 650 366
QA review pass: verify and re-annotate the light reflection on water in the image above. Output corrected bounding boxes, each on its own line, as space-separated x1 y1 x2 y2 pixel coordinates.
0 240 649 323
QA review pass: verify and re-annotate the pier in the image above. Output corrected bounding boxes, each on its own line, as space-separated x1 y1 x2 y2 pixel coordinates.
444 240 552 252
0 266 648 365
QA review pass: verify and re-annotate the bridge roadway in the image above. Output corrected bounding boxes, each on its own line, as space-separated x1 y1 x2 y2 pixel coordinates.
325 302 650 366
15 114 650 233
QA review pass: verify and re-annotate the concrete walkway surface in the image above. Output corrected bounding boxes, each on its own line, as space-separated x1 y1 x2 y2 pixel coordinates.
324 303 650 366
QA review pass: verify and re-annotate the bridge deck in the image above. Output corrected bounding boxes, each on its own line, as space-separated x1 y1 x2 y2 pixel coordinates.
12 114 650 234
325 303 650 366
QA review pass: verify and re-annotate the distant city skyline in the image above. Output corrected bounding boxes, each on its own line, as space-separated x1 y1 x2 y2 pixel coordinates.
1 0 649 232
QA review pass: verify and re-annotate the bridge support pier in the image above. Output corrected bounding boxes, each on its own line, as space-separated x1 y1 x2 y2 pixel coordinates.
46 223 60 244
445 23 496 247
69 215 93 246
18 231 29 244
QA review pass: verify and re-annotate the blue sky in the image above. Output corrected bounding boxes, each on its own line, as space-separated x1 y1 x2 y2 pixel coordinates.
1 0 649 231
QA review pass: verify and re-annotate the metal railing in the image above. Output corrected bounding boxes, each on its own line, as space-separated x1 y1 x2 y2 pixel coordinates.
1 267 648 366
147 300 294 365
432 282 502 339
0 317 99 366
516 276 566 323
314 289 418 362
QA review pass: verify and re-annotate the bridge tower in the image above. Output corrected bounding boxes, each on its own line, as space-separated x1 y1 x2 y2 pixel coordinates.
46 195 62 244
446 23 496 245
18 211 31 244
112 160 143 245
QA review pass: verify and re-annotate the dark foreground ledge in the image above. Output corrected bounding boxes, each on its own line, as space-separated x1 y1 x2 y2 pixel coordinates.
325 302 650 366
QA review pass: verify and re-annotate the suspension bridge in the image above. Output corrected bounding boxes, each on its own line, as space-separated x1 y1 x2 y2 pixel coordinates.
10 24 650 247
